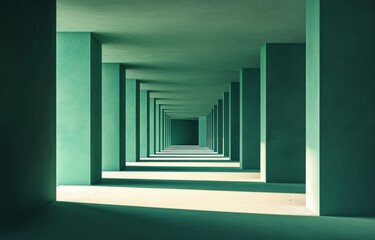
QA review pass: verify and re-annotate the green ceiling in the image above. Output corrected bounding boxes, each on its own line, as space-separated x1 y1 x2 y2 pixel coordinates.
57 0 305 118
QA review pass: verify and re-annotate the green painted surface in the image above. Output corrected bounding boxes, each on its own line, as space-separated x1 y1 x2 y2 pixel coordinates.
213 105 218 152
125 79 140 162
217 100 223 154
57 32 102 185
240 69 260 169
155 103 160 152
140 90 149 158
160 109 164 150
230 83 240 161
171 120 199 145
306 0 320 215
223 93 229 156
199 116 207 147
0 0 56 224
57 0 305 118
102 63 125 171
260 43 306 183
149 98 155 155
307 0 375 216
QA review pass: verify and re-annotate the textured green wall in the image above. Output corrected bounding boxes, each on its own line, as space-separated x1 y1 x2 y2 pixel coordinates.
171 120 199 145
57 32 102 185
240 69 260 169
102 63 125 171
217 100 223 154
125 79 140 162
213 105 218 152
149 98 155 155
160 109 164 150
199 116 207 147
223 92 230 156
155 103 160 152
306 0 375 216
306 0 320 215
0 0 56 224
140 90 149 158
230 82 240 161
260 44 305 183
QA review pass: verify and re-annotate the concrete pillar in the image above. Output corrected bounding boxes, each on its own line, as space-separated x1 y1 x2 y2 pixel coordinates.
57 32 102 185
306 0 375 216
240 69 260 169
125 79 140 162
213 105 218 152
217 99 223 154
230 82 240 161
260 44 305 183
140 90 149 158
102 63 125 171
149 97 155 155
155 103 160 153
223 92 230 156
199 116 207 147
1 0 55 224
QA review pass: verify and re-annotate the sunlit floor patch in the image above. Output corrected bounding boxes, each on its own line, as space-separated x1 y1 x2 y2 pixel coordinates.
126 161 239 167
102 171 261 182
57 186 314 216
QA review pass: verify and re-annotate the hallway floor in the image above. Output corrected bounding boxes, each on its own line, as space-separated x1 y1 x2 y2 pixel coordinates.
2 146 375 239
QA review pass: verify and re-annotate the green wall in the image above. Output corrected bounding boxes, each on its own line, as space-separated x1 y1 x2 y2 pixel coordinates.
171 120 199 145
57 32 102 185
213 105 218 152
230 82 240 161
199 116 207 147
217 100 223 154
240 69 260 169
0 0 56 224
125 79 140 162
149 98 155 155
140 90 149 158
306 0 375 216
155 103 160 152
102 63 125 171
260 44 305 183
223 92 230 156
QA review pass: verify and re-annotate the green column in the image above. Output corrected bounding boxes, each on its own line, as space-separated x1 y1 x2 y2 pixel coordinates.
102 63 125 171
306 0 374 216
160 108 164 150
217 99 223 154
1 1 55 224
149 97 155 155
57 32 102 185
223 92 229 156
140 90 149 158
199 116 207 147
155 103 160 152
213 105 218 152
240 69 260 169
230 82 240 161
206 113 212 149
260 44 305 183
125 79 140 162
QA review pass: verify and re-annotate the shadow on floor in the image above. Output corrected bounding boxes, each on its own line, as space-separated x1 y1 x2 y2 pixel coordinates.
1 201 375 240
98 178 305 193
